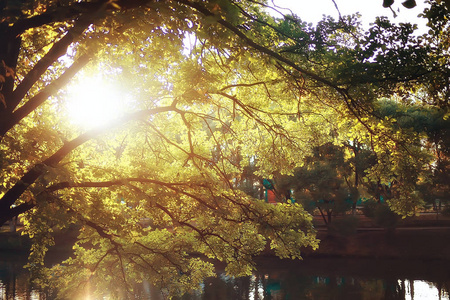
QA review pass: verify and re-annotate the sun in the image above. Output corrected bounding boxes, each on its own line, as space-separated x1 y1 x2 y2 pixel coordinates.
65 76 128 129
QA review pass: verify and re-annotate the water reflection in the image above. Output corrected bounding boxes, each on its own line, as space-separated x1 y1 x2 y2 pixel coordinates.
1 255 449 300
144 258 450 300
0 252 54 300
187 275 449 300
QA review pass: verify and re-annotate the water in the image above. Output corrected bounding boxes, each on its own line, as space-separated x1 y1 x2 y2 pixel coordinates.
0 251 60 300
1 254 449 299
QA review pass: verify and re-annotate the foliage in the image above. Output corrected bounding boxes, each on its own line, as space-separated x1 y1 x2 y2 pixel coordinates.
361 199 378 218
0 0 449 298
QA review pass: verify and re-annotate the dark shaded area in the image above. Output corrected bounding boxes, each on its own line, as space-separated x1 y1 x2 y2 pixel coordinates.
0 252 57 300
2 252 449 300
303 228 450 261
1 226 450 299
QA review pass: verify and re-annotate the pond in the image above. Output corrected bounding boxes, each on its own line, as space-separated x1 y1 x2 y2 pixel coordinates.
1 253 449 299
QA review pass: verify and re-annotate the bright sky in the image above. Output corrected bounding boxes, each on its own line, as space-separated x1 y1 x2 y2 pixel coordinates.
65 75 128 129
272 0 428 33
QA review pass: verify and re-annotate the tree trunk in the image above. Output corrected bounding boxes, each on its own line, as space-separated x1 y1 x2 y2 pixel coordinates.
0 23 21 125
318 206 329 226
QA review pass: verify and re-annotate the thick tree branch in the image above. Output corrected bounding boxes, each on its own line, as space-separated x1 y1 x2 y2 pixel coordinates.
10 2 104 36
46 178 195 192
6 16 96 116
9 0 153 36
0 202 36 225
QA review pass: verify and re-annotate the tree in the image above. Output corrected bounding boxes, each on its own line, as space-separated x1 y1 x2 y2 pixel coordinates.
375 100 450 208
0 1 328 298
0 0 448 298
278 143 353 226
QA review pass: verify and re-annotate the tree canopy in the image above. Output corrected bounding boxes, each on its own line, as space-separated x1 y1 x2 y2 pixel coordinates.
0 0 449 298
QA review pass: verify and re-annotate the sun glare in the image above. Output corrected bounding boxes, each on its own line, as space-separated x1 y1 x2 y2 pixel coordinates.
65 76 128 129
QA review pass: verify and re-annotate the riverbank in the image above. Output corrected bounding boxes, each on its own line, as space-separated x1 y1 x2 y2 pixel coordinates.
2 224 450 261
302 227 450 260
303 212 450 260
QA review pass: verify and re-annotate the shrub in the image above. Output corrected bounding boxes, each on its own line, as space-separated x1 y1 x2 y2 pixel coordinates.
374 204 399 229
441 205 450 218
361 199 378 218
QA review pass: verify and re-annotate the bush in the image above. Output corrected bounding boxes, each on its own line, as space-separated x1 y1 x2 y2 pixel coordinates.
361 199 378 218
374 204 399 229
441 205 450 218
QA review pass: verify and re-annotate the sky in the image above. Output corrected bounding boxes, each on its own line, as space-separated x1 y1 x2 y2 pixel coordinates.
271 0 428 33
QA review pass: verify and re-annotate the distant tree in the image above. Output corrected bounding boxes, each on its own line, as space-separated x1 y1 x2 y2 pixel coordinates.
278 143 353 226
375 100 450 207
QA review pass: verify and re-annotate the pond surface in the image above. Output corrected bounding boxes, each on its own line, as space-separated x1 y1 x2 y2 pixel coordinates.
1 253 449 299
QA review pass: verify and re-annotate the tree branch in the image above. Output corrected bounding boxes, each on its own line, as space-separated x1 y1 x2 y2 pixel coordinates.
1 54 92 136
9 0 153 36
10 2 104 36
6 15 96 115
0 202 36 225
0 105 175 222
178 0 345 94
46 178 195 192
84 219 121 248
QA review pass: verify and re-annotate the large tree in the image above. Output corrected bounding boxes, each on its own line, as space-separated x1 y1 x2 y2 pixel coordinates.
0 0 448 298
